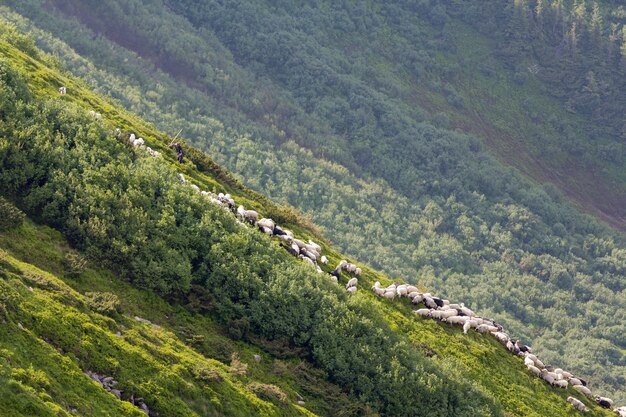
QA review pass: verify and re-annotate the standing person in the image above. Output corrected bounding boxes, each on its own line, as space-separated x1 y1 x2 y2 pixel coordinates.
169 142 185 163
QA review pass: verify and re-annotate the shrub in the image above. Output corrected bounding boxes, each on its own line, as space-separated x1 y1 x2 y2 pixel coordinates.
246 382 287 404
84 292 121 316
229 352 248 376
63 252 87 277
0 198 25 231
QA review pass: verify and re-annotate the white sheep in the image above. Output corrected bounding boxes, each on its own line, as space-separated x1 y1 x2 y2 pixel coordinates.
614 407 626 417
307 240 321 253
178 173 187 184
347 286 357 295
568 377 582 386
346 277 358 288
190 184 200 192
396 285 408 297
133 138 145 147
492 332 509 345
573 385 592 397
129 133 136 143
567 397 587 412
445 315 469 325
383 290 396 300
237 205 258 224
476 324 498 334
354 267 362 276
411 293 424 304
527 365 541 377
59 86 67 94
413 309 431 317
424 297 438 309
553 379 568 388
257 218 275 231
320 255 328 265
541 370 555 385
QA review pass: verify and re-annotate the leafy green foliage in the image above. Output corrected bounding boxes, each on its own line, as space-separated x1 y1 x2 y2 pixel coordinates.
84 291 121 316
0 197 25 231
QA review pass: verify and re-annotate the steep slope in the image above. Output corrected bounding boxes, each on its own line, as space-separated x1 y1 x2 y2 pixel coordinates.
1 2 625 404
0 23 622 417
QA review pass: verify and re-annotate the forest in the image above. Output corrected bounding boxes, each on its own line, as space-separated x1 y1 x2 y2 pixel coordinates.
1 0 625 405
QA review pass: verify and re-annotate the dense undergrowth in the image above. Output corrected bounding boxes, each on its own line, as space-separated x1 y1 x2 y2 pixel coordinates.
0 22 621 416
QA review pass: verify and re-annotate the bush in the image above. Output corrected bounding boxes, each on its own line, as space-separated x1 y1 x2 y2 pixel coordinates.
63 252 87 277
0 198 25 231
246 382 287 404
84 292 121 316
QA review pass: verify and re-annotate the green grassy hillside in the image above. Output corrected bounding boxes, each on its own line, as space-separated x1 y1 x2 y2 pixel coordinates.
1 1 624 404
0 21 622 417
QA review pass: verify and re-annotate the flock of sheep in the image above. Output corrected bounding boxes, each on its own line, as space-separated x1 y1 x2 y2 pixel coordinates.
371 280 623 413
98 110 624 415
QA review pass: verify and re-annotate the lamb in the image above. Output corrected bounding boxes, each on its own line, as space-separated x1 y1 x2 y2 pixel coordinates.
237 205 258 224
595 396 613 409
566 397 587 412
346 277 358 288
347 286 357 294
320 255 328 265
553 379 568 388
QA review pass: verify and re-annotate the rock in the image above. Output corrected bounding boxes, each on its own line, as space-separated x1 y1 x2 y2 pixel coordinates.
102 377 114 385
17 323 24 330
140 403 150 415
116 331 122 337
297 400 305 405
134 316 152 325
253 354 261 363
110 389 122 399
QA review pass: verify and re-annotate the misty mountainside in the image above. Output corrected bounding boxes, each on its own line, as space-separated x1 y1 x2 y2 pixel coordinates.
0 0 625 414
